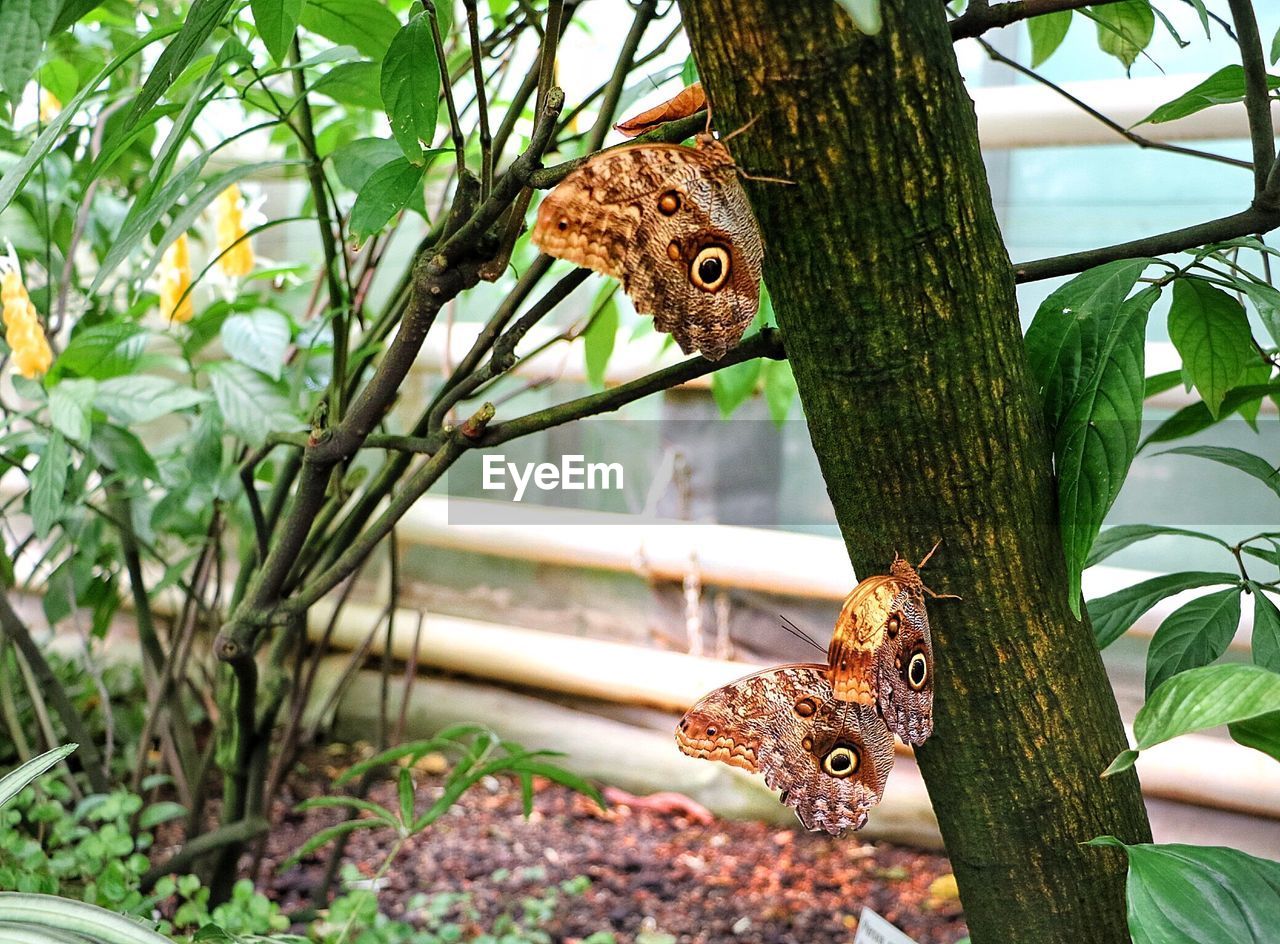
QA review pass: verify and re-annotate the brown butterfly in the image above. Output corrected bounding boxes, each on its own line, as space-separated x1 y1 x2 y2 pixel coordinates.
531 135 763 360
676 663 894 835
827 544 955 746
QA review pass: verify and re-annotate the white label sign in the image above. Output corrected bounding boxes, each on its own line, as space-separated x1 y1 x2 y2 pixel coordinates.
853 907 921 944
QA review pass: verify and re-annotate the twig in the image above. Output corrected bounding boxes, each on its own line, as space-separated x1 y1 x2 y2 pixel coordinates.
430 4 468 184
464 0 494 199
950 0 1130 40
1226 0 1276 194
977 39 1250 171
586 0 657 152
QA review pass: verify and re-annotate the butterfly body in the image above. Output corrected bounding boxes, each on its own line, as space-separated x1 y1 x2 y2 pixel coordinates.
532 138 763 360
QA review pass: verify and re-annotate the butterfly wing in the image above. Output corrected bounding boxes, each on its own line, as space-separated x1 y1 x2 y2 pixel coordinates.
676 664 894 835
827 575 900 704
875 583 935 745
532 141 763 360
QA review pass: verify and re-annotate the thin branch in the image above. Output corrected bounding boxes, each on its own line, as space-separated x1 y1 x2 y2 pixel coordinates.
586 0 657 152
950 0 1129 40
977 38 1251 171
1226 0 1276 194
430 4 468 184
480 327 786 446
464 0 494 200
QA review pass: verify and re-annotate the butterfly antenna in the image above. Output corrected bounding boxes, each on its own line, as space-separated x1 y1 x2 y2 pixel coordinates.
914 540 963 601
778 615 826 655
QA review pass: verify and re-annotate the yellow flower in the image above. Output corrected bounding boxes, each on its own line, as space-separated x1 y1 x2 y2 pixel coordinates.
158 233 194 323
39 89 61 123
213 184 255 277
1 252 53 379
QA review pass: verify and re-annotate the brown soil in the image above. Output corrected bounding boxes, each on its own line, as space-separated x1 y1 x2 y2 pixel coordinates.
245 747 968 944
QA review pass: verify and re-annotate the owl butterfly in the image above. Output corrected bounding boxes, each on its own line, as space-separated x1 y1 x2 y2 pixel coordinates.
827 545 953 746
676 664 894 836
530 134 763 360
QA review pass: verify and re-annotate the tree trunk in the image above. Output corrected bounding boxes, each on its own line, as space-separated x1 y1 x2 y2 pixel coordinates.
677 3 1152 942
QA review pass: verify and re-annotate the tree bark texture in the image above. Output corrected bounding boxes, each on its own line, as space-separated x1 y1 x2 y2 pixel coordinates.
677 3 1152 942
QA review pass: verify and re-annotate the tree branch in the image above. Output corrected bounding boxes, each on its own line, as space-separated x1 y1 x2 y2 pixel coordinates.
949 0 1129 41
1226 0 1276 195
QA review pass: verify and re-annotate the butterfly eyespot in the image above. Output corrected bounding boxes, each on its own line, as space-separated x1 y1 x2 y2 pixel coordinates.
557 219 568 231
667 240 682 262
793 697 817 718
705 725 718 737
822 745 860 778
907 651 929 690
658 191 681 215
689 245 731 291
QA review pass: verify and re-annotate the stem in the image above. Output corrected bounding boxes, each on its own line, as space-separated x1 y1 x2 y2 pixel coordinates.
1226 0 1275 195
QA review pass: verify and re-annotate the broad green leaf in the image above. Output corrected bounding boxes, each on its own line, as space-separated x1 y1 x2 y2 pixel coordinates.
206 361 299 446
36 58 77 104
1143 382 1280 448
0 744 76 809
1087 571 1239 649
711 358 762 418
349 157 426 238
1273 26 1280 66
30 432 68 539
1028 11 1072 67
1092 1 1155 71
1106 663 1280 774
94 376 208 425
1161 446 1280 499
251 0 304 64
330 137 402 190
1145 587 1241 696
0 893 175 944
1230 711 1280 763
1239 279 1280 348
48 378 96 444
583 292 619 389
300 0 399 60
681 54 698 86
1253 591 1280 672
1086 838 1280 943
89 424 159 481
1025 261 1155 617
137 801 187 829
51 0 104 34
124 0 236 131
1168 278 1254 419
221 309 291 381
1236 360 1273 428
0 24 183 215
762 359 797 426
1087 524 1228 568
381 12 440 162
1144 369 1182 398
1139 66 1280 125
0 0 59 101
54 323 147 380
832 0 881 35
313 60 382 111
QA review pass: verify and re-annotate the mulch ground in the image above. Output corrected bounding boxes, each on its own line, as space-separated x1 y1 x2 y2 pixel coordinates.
245 745 968 944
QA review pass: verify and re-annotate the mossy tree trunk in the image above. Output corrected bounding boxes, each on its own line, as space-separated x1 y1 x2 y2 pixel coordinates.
678 3 1152 942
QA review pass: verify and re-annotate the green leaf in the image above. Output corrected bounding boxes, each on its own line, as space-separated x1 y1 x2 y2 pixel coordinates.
1106 663 1280 775
397 766 415 824
1252 591 1280 672
313 60 383 111
330 137 403 190
1028 11 1072 68
1238 279 1280 348
30 433 69 539
349 157 426 238
137 801 187 829
711 359 762 417
1160 446 1280 499
48 379 96 445
1087 524 1229 568
1145 587 1241 696
281 819 380 868
1086 571 1239 649
1025 261 1154 617
125 0 236 131
381 12 440 162
0 892 174 944
89 424 159 481
832 0 881 35
54 324 148 380
1086 838 1280 943
37 58 78 104
250 0 304 64
762 359 797 426
681 54 699 86
0 0 59 102
1142 382 1280 447
1273 26 1280 66
0 744 76 810
220 309 291 381
583 292 619 390
300 0 399 60
94 376 208 425
206 362 299 446
1144 369 1182 398
1229 711 1280 763
1167 278 1254 419
1139 65 1280 125
1091 1 1155 71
